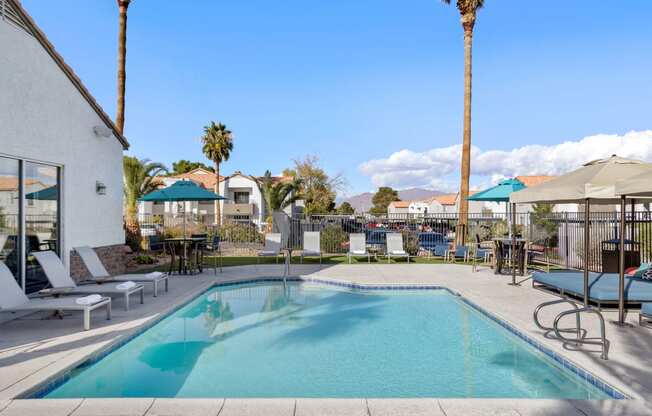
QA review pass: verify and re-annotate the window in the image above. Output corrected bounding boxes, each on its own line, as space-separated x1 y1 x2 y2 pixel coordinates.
0 156 60 293
234 191 249 204
0 157 20 285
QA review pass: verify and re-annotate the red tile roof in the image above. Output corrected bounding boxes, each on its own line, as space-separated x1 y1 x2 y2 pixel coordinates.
516 175 556 187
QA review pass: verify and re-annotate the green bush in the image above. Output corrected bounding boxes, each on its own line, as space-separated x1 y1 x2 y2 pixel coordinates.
134 254 155 265
402 231 419 256
321 225 348 253
218 223 264 244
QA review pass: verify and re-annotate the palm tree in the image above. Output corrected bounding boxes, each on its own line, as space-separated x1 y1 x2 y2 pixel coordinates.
201 121 233 225
442 0 484 244
115 0 131 135
123 156 167 237
260 171 303 226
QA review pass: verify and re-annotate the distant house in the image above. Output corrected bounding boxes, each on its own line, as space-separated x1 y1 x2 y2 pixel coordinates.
387 200 410 215
424 192 484 215
138 168 300 227
1 0 128 296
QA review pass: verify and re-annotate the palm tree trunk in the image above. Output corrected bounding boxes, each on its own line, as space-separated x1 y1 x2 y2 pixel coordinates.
457 15 475 245
116 0 130 135
214 162 221 225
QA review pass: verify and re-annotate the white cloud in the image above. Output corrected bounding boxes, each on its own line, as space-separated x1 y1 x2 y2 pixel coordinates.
359 130 652 190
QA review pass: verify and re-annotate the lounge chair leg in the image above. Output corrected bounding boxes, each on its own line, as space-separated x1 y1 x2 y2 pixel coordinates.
125 293 130 311
165 277 169 293
106 302 112 320
140 289 144 304
153 281 158 298
83 310 90 331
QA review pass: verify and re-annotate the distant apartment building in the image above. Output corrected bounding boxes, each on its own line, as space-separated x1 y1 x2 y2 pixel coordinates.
138 168 301 227
385 176 579 217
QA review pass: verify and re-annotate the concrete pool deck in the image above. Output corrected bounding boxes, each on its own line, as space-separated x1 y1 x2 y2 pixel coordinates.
1 264 651 415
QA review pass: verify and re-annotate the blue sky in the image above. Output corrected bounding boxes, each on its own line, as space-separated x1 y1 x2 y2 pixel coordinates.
22 0 652 195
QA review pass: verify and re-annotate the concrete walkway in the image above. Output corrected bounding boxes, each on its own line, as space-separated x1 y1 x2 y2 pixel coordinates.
1 264 651 415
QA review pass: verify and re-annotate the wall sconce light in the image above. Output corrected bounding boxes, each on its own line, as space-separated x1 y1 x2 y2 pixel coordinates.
96 181 107 195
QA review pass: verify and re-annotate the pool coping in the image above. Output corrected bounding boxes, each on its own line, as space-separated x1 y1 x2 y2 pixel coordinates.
19 276 628 401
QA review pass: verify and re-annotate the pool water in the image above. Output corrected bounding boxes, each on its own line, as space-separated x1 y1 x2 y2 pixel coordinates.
46 282 608 399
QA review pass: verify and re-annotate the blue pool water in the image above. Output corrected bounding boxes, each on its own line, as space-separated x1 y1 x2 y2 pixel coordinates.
46 282 609 398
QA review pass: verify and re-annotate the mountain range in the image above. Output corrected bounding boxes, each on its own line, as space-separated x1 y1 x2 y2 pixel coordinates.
338 188 446 212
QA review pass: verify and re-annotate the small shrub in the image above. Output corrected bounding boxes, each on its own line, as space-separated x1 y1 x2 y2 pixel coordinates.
402 231 419 256
321 225 348 253
133 254 155 265
218 223 264 244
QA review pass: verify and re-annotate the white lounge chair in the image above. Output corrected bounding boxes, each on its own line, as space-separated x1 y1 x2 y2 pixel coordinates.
0 262 111 330
32 251 144 311
386 233 410 263
348 233 371 264
257 233 283 264
300 231 322 264
74 246 169 297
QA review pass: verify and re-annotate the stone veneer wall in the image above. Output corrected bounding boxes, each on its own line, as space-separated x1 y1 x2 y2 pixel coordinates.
69 244 129 282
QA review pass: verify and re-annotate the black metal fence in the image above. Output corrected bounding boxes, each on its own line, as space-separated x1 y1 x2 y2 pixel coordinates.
134 211 652 272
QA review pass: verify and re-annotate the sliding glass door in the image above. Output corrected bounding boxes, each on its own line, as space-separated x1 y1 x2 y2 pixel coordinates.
0 156 60 293
0 157 20 286
25 162 60 293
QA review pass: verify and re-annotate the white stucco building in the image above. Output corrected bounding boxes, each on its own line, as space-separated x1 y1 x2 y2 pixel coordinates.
0 0 127 295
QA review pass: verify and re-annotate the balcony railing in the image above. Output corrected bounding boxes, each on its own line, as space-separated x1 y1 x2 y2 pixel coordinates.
223 203 254 216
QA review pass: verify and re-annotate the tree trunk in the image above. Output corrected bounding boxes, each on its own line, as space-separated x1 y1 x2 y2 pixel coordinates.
116 1 129 135
124 204 141 251
214 162 221 225
457 16 475 245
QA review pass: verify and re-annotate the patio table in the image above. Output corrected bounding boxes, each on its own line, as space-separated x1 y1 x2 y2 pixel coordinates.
165 237 206 275
493 238 527 276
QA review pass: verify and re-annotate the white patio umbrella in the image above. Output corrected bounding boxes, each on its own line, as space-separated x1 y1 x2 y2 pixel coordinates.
615 171 652 197
510 155 652 325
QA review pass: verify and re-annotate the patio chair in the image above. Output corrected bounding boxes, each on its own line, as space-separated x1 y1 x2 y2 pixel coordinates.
257 233 283 264
640 303 652 328
471 246 492 272
417 232 445 254
450 245 469 263
348 233 371 264
300 231 322 264
431 244 451 261
204 235 222 273
386 233 410 263
0 262 111 331
74 246 169 297
32 251 144 311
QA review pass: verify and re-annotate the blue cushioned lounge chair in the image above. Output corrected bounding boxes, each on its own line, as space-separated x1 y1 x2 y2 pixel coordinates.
532 271 652 307
431 244 450 261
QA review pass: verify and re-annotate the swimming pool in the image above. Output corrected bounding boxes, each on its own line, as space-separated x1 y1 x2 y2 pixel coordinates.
44 282 613 399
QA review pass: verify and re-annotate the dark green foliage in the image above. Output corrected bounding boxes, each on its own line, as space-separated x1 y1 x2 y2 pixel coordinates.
170 160 214 175
320 225 348 253
336 202 355 215
370 187 400 216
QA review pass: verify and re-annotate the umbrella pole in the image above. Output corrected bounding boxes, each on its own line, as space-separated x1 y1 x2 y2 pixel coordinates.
509 202 519 286
612 195 632 327
583 199 590 306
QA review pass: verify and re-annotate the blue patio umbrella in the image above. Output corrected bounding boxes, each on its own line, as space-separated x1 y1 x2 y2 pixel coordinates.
140 180 226 236
468 179 525 202
468 178 526 285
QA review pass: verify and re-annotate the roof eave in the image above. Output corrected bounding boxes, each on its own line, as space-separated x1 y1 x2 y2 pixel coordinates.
10 0 129 150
